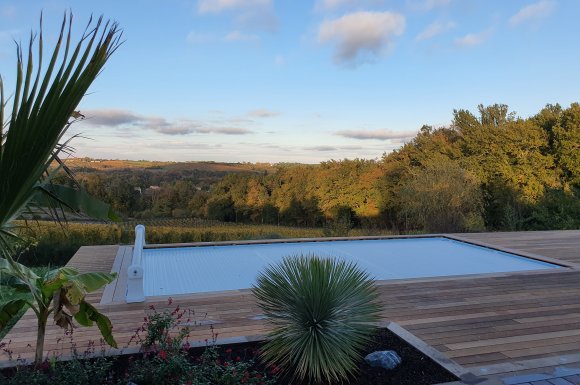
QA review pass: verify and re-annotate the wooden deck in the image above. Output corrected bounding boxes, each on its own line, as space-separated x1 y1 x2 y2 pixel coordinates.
2 230 580 384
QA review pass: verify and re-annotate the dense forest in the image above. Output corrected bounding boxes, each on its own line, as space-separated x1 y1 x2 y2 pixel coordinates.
68 103 580 233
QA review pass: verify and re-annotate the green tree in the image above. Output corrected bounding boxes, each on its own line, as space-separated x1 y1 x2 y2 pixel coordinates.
397 160 485 233
454 104 560 228
553 103 580 186
188 191 209 218
206 196 235 221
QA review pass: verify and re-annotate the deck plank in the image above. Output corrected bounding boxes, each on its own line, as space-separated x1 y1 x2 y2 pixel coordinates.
1 229 580 383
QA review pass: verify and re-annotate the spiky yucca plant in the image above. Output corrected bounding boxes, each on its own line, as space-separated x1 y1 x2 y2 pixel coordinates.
253 256 382 384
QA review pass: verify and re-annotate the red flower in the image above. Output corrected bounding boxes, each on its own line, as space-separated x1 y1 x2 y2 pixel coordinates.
168 297 173 305
223 362 229 367
157 349 167 360
235 356 241 362
225 348 232 354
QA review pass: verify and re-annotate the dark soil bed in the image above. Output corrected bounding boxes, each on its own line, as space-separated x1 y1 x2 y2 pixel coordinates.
351 328 457 385
190 328 458 385
1 328 458 385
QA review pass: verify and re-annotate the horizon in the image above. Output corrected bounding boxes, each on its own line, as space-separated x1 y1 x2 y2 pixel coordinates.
1 0 579 163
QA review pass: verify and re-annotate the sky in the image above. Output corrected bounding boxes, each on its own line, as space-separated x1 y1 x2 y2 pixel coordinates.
0 0 579 163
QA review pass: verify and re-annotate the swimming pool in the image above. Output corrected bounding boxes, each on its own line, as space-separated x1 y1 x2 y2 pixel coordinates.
125 226 561 302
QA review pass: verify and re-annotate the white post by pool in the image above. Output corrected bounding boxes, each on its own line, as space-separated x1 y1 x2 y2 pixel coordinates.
126 224 146 303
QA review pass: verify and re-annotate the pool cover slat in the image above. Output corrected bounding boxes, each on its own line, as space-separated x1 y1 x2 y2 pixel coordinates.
141 237 559 297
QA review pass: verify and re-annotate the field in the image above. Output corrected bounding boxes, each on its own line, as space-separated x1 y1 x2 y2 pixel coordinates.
16 219 394 266
61 158 275 173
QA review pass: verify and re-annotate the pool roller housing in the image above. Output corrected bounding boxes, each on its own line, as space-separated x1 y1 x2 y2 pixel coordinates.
126 225 146 303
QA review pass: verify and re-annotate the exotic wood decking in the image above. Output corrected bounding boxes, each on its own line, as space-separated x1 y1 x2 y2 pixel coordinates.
2 230 580 383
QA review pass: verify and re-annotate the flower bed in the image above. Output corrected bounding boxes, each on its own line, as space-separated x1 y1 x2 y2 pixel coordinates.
0 300 460 385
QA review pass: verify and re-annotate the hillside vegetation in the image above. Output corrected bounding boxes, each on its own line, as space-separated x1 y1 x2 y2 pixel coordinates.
17 102 578 266
63 103 579 233
202 103 580 232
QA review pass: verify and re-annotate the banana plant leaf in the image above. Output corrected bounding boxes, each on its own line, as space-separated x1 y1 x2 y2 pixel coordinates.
0 299 27 331
70 271 117 293
41 268 116 302
74 301 117 348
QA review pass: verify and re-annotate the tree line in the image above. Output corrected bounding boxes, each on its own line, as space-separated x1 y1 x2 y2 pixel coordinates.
75 103 580 233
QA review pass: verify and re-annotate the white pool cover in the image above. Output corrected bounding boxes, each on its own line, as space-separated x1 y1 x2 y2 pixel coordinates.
139 237 559 297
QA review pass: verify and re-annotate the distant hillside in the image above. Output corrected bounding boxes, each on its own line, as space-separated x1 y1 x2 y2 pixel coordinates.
53 158 278 220
63 158 275 174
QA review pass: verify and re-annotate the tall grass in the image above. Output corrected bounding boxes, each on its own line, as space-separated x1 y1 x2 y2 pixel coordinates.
15 219 393 266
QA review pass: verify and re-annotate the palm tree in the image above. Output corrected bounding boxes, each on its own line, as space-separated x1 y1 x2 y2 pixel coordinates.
0 13 122 366
0 13 122 259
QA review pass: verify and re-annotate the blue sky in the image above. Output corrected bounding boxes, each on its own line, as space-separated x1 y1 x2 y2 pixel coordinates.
1 0 579 163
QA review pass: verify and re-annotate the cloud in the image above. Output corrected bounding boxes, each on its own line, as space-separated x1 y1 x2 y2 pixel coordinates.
1 5 16 18
224 30 260 42
197 0 278 33
196 127 252 135
416 21 455 41
80 109 253 136
315 0 356 11
509 0 555 27
82 109 142 126
454 28 493 47
305 145 337 151
248 108 279 118
154 124 199 135
236 8 278 32
318 11 405 65
335 129 416 140
409 0 452 11
186 31 215 44
274 55 285 65
197 0 271 13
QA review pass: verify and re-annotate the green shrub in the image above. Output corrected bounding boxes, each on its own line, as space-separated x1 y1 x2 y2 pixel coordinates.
253 256 382 384
124 299 277 385
1 298 279 385
0 341 114 385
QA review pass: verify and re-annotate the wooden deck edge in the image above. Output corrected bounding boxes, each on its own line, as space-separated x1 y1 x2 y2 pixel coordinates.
470 352 580 377
100 246 129 305
381 322 483 384
445 234 579 269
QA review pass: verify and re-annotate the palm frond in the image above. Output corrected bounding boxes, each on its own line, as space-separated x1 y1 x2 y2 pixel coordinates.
0 12 122 255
